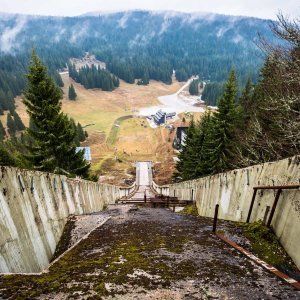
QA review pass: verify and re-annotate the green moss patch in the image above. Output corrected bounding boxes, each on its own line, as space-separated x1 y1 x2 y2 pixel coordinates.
0 219 197 299
180 204 199 216
51 216 76 261
241 221 298 273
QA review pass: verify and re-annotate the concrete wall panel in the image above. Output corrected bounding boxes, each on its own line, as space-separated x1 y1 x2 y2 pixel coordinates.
0 167 123 273
156 156 300 268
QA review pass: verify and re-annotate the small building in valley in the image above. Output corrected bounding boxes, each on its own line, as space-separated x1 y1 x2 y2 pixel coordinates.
173 126 188 149
152 110 176 125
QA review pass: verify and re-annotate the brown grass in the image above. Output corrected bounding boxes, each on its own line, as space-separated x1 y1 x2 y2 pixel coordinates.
14 74 201 185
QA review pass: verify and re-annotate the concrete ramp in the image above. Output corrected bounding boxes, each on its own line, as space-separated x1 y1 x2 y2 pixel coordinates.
128 161 155 200
136 161 152 186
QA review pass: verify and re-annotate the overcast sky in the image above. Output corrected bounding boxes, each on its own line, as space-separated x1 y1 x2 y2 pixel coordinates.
0 0 299 20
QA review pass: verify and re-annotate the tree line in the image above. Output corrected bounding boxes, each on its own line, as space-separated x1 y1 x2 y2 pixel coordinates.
0 10 272 104
68 63 120 91
174 15 300 181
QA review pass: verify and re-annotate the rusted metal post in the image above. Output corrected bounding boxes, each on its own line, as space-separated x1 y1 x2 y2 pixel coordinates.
267 189 282 227
253 185 299 190
246 189 258 223
144 194 146 203
213 204 219 233
263 206 270 225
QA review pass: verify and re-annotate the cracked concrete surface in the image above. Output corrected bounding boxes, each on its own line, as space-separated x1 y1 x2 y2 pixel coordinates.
0 205 299 299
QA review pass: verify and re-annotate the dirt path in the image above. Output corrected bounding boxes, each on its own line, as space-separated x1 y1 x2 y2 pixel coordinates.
0 206 298 299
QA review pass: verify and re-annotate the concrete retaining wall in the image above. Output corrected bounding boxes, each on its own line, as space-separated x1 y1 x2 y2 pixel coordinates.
152 181 169 196
0 167 122 273
119 182 136 198
161 156 300 268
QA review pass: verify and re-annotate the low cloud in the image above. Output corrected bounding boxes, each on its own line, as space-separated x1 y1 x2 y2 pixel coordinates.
70 21 89 43
232 33 244 44
0 15 27 52
118 11 131 28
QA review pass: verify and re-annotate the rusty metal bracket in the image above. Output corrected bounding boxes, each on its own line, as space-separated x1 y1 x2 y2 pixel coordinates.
246 184 299 225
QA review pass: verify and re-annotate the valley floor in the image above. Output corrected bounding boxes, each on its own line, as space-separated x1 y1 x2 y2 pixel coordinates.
13 75 194 185
1 206 298 299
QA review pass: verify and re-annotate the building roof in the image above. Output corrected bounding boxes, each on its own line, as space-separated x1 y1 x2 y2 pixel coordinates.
153 110 176 125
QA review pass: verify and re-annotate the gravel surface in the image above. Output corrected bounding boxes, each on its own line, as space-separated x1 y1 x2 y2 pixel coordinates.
69 214 109 247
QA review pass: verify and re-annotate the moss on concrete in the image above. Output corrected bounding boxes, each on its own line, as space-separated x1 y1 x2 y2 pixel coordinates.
241 221 298 272
51 216 76 261
180 204 199 216
0 219 197 299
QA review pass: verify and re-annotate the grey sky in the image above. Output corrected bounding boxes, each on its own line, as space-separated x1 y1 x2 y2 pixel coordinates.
0 0 299 20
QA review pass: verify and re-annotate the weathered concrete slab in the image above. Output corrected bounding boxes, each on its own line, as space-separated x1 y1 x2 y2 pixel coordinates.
0 206 298 299
0 167 124 273
154 156 300 269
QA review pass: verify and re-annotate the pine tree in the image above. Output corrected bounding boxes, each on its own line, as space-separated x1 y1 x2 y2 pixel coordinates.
174 119 199 181
194 112 215 176
13 111 25 131
7 113 16 136
113 75 120 88
23 51 90 177
189 79 199 95
0 120 6 141
0 143 16 166
141 70 149 85
77 123 86 142
70 118 80 146
207 70 238 173
68 84 77 100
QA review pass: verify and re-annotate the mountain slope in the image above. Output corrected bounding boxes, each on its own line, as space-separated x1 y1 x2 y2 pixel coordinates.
0 10 277 103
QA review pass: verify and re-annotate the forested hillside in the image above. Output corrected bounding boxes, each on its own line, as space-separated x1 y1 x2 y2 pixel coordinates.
0 10 277 111
174 15 300 181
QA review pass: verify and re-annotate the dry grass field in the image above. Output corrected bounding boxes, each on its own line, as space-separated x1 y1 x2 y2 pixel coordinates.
12 73 202 185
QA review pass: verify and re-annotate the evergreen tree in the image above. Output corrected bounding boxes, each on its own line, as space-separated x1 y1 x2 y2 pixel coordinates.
0 120 5 141
77 123 86 142
13 111 25 131
112 75 120 87
7 113 16 136
174 112 215 181
202 82 224 106
240 78 253 108
141 70 150 85
194 112 215 176
68 84 77 100
174 119 198 181
53 71 64 87
207 70 238 173
189 79 199 95
23 51 90 177
0 143 16 166
70 118 80 146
